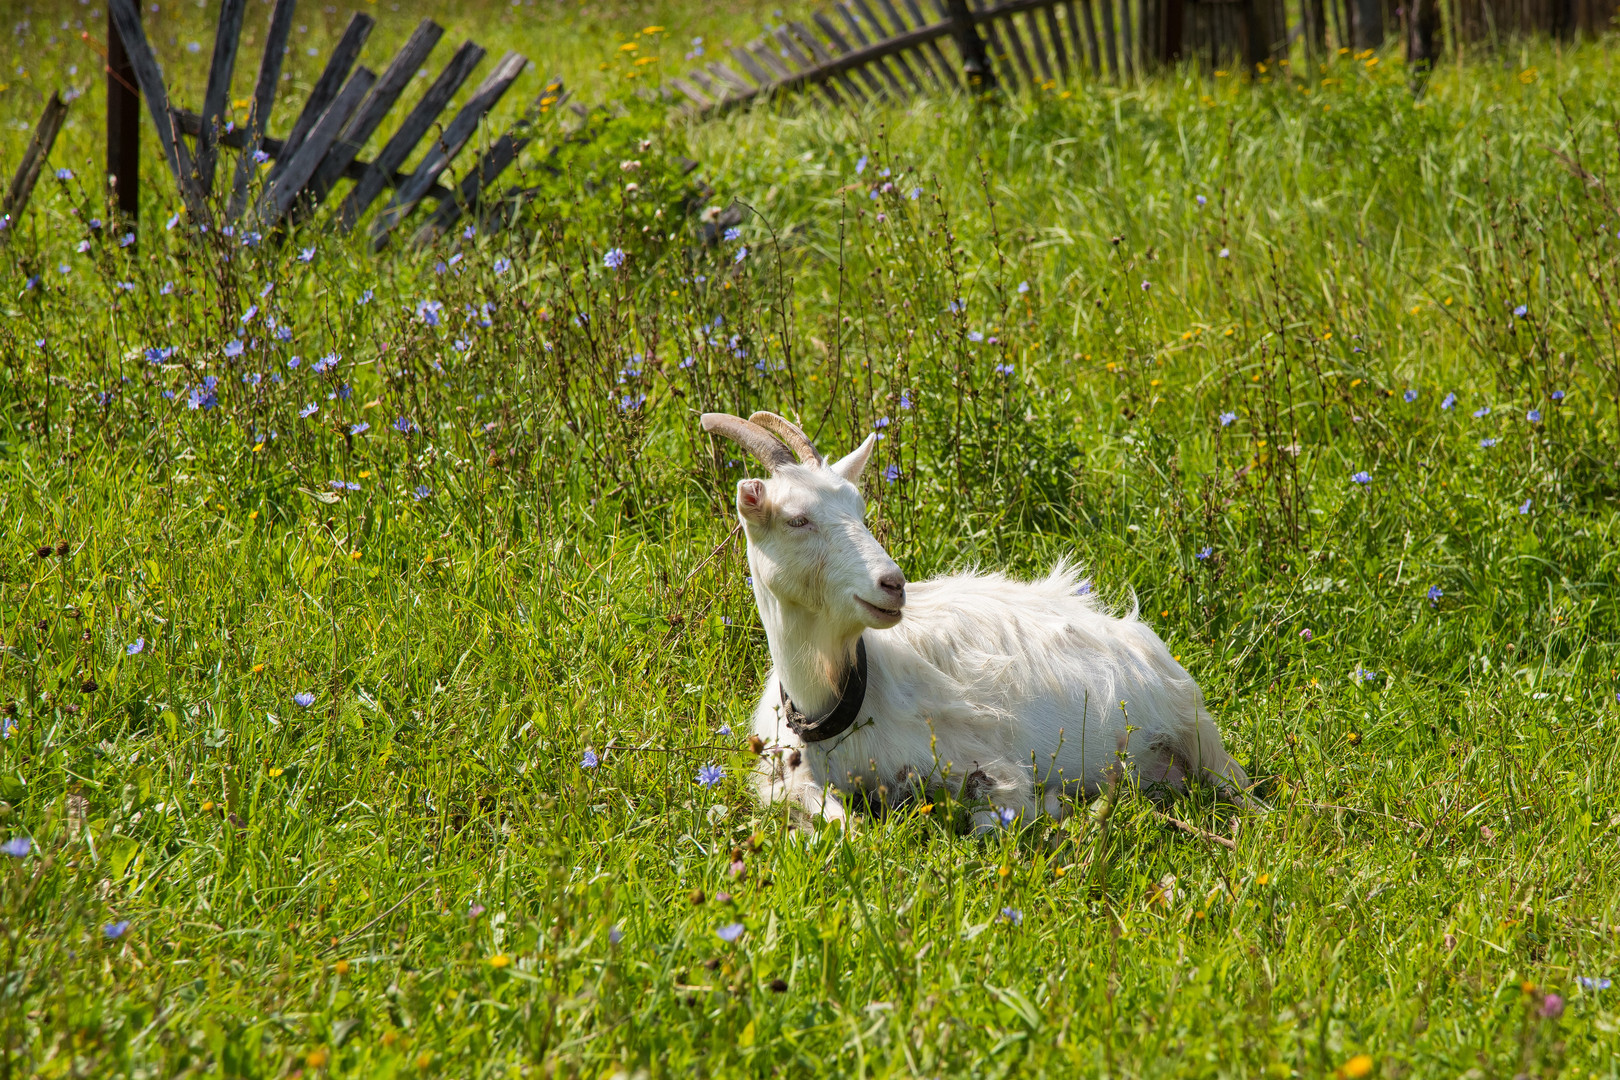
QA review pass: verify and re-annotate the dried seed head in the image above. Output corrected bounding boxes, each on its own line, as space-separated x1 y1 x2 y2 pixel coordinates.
769 978 788 993
787 749 802 769
80 677 98 693
747 734 765 755
55 541 69 557
36 546 52 559
689 889 705 905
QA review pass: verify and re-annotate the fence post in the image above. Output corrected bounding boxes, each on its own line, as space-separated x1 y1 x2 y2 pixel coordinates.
943 0 996 89
107 5 140 240
1405 0 1441 79
1160 0 1184 62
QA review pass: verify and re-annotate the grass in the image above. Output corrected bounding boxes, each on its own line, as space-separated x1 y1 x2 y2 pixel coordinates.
3 2 1620 1076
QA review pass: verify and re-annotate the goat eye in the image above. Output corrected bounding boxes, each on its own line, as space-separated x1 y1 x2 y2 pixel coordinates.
785 515 810 529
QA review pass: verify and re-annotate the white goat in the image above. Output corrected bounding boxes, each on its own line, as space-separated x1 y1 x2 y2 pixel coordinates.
701 410 1252 829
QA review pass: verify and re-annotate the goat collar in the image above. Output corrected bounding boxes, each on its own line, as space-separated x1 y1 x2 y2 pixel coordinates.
781 637 868 744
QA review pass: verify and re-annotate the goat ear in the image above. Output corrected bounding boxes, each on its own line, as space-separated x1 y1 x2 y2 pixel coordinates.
737 478 769 524
829 433 878 484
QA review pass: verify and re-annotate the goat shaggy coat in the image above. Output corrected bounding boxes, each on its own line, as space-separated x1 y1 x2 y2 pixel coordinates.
701 410 1250 828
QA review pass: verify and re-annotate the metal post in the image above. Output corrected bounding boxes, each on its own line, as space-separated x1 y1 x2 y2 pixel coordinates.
107 5 140 240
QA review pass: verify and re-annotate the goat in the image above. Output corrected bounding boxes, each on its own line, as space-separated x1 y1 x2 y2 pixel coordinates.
701 410 1252 829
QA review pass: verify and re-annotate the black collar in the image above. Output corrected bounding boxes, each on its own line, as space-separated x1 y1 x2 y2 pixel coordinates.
781 637 868 743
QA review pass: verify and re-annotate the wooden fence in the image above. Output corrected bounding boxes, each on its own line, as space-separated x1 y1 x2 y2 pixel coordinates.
3 0 1617 248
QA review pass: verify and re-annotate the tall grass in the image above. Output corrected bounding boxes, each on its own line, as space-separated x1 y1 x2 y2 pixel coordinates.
1 4 1618 1076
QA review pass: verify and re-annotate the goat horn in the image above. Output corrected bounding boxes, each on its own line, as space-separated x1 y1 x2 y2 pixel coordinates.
700 412 795 471
748 411 821 466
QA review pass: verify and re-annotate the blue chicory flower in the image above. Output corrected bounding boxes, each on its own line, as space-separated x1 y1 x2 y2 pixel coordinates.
293 691 315 708
603 248 626 270
716 923 745 942
127 638 145 655
1428 585 1442 606
2 838 31 858
1441 392 1456 410
1351 471 1372 484
696 763 724 787
104 920 130 940
582 749 599 768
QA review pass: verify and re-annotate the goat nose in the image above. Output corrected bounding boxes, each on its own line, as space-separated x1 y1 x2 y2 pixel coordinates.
878 571 906 598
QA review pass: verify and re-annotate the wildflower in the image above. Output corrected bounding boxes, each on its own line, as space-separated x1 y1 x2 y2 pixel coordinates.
1075 579 1092 596
119 232 134 248
1513 304 1528 317
188 378 219 411
1520 499 1532 514
1428 585 1442 606
312 353 338 373
349 421 369 435
488 953 511 968
1527 408 1541 423
433 260 447 275
166 213 180 231
359 288 373 304
909 187 921 199
855 155 867 174
967 330 984 343
1219 411 1236 427
223 339 244 358
1340 1055 1373 1079
159 281 174 295
1351 471 1372 484
417 299 443 326
603 248 626 269
252 148 270 164
582 749 599 768
1441 392 1457 410
1299 628 1312 641
1196 546 1212 560
999 907 1023 926
393 417 417 434
883 463 900 483
1577 976 1612 991
145 346 174 364
453 338 470 352
618 393 645 411
1480 438 1497 448
997 806 1017 827
696 763 724 787
1141 280 1150 292
299 403 318 419
734 246 748 264
241 231 261 247
2 838 30 858
1017 281 1029 293
899 391 913 409
1404 389 1418 402
1551 389 1565 401
1541 993 1564 1019
288 356 301 369
609 926 623 944
1350 665 1377 686
76 239 91 253
56 167 73 181
127 637 145 655
104 920 130 939
1472 405 1492 418
115 281 135 292
412 485 432 500
293 691 315 707
716 922 745 942
724 226 742 241
298 246 315 263
493 257 511 274
1218 248 1230 258
994 363 1015 376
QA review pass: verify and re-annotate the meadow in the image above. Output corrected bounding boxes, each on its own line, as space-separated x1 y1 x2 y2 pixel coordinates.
2 1 1620 1076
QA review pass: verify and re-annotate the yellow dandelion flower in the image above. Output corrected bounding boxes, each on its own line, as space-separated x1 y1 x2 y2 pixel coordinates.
201 800 215 812
305 1047 329 1068
488 953 511 968
249 510 259 520
416 1051 433 1069
350 550 362 560
268 767 284 777
252 663 265 673
1256 873 1270 885
642 24 664 33
634 56 658 65
619 42 638 51
997 865 1010 879
1339 1054 1373 1079
915 803 933 814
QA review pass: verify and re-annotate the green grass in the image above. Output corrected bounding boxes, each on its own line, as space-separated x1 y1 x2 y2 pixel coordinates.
3 3 1620 1076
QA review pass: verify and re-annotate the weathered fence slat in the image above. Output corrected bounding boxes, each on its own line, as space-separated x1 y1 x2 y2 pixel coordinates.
814 13 896 100
369 50 528 250
298 18 445 217
1043 5 1070 80
669 76 715 108
749 41 797 82
106 3 140 224
1 92 68 237
902 0 962 88
706 62 757 97
338 39 486 232
846 0 925 93
793 20 872 103
411 78 566 246
196 0 248 195
256 66 377 226
106 0 207 219
227 0 297 220
1098 0 1119 79
729 46 774 86
263 13 374 193
1076 0 1103 74
1117 0 1135 80
775 27 852 106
